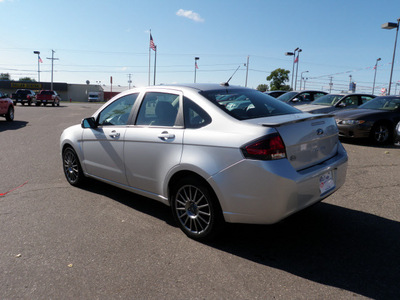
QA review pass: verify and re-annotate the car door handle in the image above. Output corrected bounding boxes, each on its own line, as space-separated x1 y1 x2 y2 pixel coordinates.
109 130 120 138
158 131 175 141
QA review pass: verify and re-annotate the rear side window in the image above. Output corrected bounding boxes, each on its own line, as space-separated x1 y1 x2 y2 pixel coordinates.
183 97 211 128
200 89 300 120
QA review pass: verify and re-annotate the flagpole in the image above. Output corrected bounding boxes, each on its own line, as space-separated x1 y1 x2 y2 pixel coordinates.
148 30 151 86
153 46 157 85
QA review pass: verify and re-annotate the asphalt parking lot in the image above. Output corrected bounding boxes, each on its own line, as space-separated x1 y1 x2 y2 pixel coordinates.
1 103 399 299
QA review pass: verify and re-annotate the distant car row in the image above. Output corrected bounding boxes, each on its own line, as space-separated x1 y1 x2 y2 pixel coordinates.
265 89 399 145
11 89 61 106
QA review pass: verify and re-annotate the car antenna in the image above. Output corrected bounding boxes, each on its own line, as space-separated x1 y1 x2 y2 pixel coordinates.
221 65 240 87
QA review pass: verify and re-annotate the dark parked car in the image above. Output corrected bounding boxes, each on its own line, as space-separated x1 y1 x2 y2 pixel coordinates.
334 95 400 144
264 90 288 98
277 90 327 106
11 89 37 106
296 93 376 114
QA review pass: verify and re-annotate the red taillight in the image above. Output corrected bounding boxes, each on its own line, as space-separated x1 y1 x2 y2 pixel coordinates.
241 133 286 160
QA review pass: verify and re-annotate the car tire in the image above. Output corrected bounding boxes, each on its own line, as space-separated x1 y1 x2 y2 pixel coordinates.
370 122 391 145
62 147 85 186
171 176 224 241
36 102 41 106
5 106 14 121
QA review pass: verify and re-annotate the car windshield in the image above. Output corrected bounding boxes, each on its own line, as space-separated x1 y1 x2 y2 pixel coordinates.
312 94 343 106
200 89 301 120
277 91 297 102
358 96 400 111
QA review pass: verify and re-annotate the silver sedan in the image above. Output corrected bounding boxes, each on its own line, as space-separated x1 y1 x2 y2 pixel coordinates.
60 84 348 240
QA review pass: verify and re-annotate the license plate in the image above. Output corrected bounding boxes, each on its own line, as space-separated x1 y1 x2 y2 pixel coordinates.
319 171 335 194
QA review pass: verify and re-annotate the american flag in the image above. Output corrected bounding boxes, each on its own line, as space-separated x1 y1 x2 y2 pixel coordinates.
150 34 156 51
38 56 43 63
195 61 199 69
294 55 299 63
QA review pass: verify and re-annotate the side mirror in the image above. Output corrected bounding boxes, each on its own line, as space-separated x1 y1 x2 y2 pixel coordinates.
292 97 301 102
81 117 97 129
338 102 347 108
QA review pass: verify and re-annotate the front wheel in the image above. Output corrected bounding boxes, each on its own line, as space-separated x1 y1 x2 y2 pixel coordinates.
370 123 391 145
62 147 85 186
171 177 224 241
5 106 14 121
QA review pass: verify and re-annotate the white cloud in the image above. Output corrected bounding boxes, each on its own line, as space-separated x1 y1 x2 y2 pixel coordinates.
176 9 204 23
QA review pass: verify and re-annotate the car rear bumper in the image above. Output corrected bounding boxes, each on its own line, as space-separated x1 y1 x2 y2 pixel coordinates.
210 142 348 224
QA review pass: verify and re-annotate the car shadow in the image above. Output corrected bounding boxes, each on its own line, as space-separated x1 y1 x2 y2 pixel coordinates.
0 120 29 132
77 179 400 299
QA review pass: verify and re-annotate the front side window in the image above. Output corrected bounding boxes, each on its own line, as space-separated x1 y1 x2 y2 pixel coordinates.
98 93 138 126
200 89 300 120
136 92 180 126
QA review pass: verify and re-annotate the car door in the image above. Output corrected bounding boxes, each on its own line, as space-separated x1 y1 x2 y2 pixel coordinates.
124 90 184 196
82 93 138 185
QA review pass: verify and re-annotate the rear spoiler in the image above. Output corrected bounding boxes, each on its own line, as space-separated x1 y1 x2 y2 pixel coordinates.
260 114 335 127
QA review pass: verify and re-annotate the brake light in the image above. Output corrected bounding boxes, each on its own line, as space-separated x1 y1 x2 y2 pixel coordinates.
241 133 286 160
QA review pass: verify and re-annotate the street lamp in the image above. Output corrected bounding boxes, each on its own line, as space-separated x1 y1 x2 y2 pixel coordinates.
294 49 302 90
381 18 400 95
372 58 381 95
300 71 309 90
194 57 200 83
285 47 299 90
33 51 40 82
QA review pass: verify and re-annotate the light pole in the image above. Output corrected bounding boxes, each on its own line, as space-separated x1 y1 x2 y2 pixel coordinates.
300 71 308 90
294 49 302 90
381 18 400 95
33 51 40 82
194 57 199 83
285 47 299 90
372 58 381 95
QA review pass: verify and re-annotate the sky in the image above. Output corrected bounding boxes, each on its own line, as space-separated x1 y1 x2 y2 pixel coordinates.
1 0 400 94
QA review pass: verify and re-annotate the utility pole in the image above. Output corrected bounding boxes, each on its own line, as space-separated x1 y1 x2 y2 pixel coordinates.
245 55 249 87
329 76 333 93
46 49 59 90
128 74 132 89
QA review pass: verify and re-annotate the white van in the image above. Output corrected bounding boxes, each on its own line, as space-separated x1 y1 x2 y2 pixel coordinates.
88 92 102 102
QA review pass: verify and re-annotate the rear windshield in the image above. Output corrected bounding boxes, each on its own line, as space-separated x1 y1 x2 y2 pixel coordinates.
359 96 400 111
312 94 342 106
277 91 297 102
199 89 301 120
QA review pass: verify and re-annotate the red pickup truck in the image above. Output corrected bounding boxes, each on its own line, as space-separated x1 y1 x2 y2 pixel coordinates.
0 90 14 121
36 90 61 106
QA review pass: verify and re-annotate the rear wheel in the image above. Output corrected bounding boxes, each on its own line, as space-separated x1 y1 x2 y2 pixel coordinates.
171 177 224 241
5 106 14 121
62 147 85 186
370 122 391 145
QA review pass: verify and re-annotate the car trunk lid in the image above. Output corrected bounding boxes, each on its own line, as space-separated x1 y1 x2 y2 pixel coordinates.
250 114 339 170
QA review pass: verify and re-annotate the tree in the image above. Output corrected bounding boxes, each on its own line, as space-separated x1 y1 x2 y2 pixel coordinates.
19 77 36 82
256 84 269 92
267 68 291 91
0 73 11 81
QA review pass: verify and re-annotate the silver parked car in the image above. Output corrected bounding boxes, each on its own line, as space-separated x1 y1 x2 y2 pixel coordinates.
60 84 348 240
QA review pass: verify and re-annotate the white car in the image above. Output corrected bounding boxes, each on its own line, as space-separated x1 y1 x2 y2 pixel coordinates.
60 84 348 240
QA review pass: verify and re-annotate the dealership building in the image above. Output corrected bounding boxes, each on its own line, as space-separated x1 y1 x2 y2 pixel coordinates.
0 80 128 102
